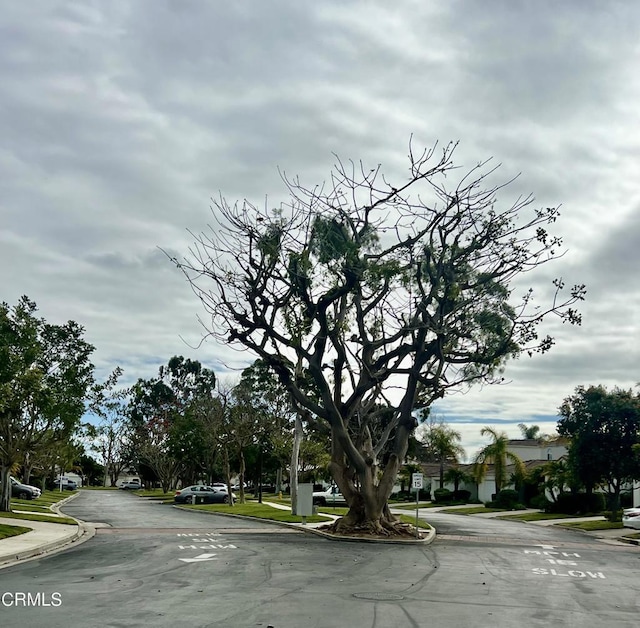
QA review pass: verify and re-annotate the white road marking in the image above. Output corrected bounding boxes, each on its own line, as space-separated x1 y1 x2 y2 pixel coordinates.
179 553 217 563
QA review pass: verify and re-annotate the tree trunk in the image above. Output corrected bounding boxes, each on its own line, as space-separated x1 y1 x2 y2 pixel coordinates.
238 448 246 504
23 454 33 485
0 466 11 512
222 446 234 507
325 423 420 539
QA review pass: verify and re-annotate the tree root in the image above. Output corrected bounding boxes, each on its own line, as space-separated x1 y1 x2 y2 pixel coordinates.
321 516 423 540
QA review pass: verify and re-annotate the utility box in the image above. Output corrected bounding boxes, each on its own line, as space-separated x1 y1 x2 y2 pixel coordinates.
297 483 314 517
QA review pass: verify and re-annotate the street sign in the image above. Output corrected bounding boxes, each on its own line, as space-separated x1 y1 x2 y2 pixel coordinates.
411 473 423 490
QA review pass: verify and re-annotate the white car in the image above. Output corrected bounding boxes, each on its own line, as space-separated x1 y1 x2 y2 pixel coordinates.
312 486 347 506
622 507 640 530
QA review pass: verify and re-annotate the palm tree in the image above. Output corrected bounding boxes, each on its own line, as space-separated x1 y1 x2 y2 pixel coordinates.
443 466 471 494
425 424 466 488
473 427 525 494
517 423 540 440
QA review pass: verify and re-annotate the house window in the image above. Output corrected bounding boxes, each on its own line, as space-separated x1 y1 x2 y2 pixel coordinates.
547 448 552 461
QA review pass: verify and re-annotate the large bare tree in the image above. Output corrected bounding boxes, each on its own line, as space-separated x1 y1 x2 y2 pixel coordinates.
169 141 585 537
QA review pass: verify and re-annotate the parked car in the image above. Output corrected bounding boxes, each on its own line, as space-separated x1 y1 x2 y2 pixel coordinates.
53 478 78 491
174 485 235 505
119 480 142 490
312 486 347 506
10 476 41 500
622 507 640 530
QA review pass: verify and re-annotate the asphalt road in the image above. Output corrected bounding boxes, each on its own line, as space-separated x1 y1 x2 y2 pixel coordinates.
1 492 639 627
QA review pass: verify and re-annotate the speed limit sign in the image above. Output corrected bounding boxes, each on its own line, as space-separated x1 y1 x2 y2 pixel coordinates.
411 473 423 490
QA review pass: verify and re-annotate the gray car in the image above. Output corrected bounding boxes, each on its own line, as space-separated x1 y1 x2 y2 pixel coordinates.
10 476 42 500
174 485 235 504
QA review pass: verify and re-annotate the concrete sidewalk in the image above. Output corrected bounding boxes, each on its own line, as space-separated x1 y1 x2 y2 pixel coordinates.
0 493 94 570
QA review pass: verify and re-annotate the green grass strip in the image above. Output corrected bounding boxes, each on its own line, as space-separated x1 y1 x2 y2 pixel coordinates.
0 523 32 540
498 512 583 522
440 506 508 515
558 520 623 531
177 502 331 524
0 511 77 525
135 490 175 499
391 502 444 510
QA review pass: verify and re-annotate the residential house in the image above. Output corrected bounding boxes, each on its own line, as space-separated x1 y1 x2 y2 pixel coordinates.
422 437 569 503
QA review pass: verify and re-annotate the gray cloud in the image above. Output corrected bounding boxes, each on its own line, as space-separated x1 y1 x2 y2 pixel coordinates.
1 0 639 456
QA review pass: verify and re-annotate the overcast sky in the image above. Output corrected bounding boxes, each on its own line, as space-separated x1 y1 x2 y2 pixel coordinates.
2 1 639 459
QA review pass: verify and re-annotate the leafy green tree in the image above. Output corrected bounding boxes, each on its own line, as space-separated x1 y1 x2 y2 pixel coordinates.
542 458 577 503
76 452 105 486
171 142 585 536
558 385 640 511
129 356 216 492
473 427 525 494
234 360 295 499
0 296 95 511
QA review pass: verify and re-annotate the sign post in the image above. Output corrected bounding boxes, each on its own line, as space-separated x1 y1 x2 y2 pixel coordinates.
411 473 423 539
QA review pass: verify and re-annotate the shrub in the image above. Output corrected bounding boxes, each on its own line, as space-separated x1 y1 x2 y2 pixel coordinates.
604 510 623 522
620 491 633 508
433 488 453 503
548 492 606 515
530 494 551 511
453 489 471 502
494 489 520 509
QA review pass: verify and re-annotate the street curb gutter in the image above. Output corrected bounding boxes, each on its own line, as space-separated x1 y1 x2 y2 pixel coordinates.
0 522 96 569
172 504 436 545
0 492 97 570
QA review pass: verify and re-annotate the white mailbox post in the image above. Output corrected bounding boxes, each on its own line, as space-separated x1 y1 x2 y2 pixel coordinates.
296 483 314 524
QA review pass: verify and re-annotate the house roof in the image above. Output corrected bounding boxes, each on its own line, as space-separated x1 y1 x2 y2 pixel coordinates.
506 437 570 447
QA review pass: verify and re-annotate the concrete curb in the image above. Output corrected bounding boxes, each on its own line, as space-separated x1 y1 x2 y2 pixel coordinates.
296 524 436 545
0 492 97 570
172 504 436 544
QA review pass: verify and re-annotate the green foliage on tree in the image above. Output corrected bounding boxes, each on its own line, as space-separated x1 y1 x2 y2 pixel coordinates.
129 356 216 492
444 466 472 494
473 427 525 494
170 141 585 537
0 296 95 511
422 423 465 488
558 385 640 511
518 423 541 440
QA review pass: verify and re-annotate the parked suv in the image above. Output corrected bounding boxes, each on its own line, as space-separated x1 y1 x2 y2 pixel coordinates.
53 478 78 491
119 480 142 490
10 476 42 500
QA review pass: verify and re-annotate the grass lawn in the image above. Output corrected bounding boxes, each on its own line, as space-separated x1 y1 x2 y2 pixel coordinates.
440 506 508 515
10 489 76 514
135 489 175 499
0 523 32 540
177 501 331 524
390 502 442 510
178 502 433 530
558 520 623 531
0 511 77 525
497 512 584 522
622 531 640 539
